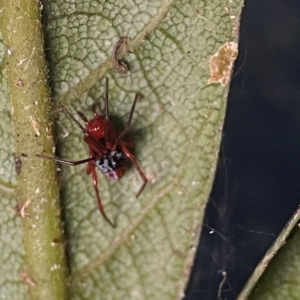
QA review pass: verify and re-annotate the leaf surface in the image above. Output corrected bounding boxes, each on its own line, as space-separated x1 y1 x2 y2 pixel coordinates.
0 0 242 299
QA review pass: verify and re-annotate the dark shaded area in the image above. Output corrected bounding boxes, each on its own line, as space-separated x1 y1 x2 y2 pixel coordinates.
185 0 300 299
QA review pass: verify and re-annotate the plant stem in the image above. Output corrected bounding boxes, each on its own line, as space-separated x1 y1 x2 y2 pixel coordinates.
1 1 68 299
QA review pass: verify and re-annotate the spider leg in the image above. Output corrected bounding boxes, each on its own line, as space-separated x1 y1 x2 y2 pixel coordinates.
120 142 147 198
83 136 107 156
91 103 100 118
105 77 109 119
87 161 116 228
116 93 141 143
86 159 93 174
61 105 87 134
36 154 94 165
122 141 135 148
77 111 88 123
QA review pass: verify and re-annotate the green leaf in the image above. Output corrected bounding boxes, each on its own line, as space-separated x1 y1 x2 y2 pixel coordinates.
238 206 300 300
0 0 242 299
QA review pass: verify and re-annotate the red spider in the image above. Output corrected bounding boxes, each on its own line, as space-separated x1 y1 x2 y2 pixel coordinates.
37 78 148 227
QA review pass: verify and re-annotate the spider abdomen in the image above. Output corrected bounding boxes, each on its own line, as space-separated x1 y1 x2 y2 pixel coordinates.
95 148 125 179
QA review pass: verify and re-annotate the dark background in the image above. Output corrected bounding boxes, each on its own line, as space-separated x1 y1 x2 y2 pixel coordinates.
185 0 300 299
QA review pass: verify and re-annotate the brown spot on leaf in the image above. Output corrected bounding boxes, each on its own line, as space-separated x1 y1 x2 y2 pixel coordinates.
208 41 238 86
112 36 131 74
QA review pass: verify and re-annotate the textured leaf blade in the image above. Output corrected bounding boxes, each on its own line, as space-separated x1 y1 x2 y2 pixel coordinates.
0 0 242 299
